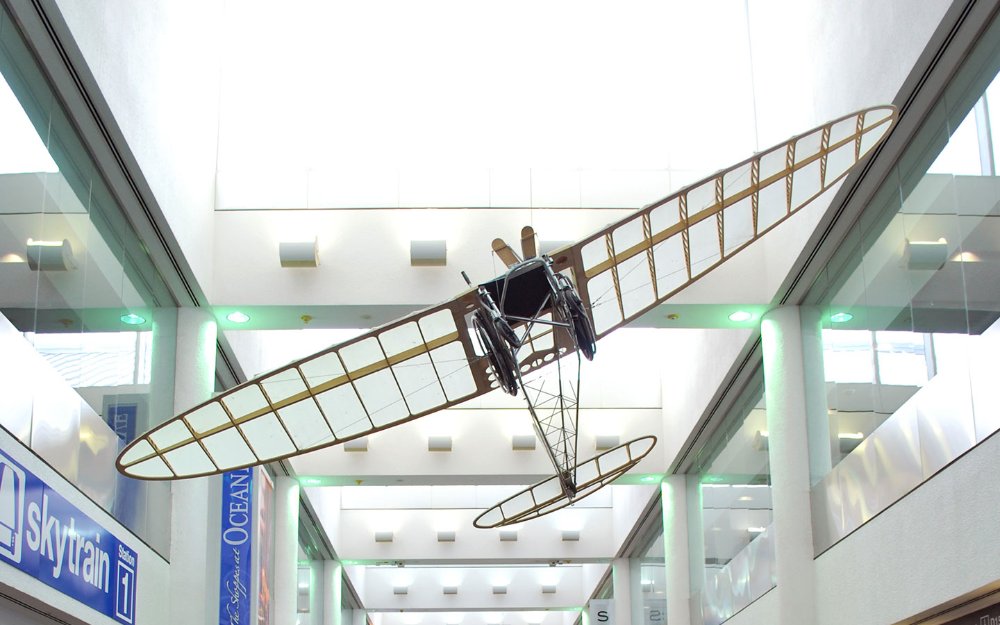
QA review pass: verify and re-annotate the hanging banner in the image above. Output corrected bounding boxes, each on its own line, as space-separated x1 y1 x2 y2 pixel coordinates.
254 468 273 625
0 448 138 624
219 468 253 625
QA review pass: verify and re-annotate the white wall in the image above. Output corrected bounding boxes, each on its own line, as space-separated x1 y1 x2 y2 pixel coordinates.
748 0 953 142
612 484 659 552
212 208 633 307
360 564 587 611
290 407 663 483
334 505 614 562
54 0 225 296
809 427 1000 625
659 328 754 468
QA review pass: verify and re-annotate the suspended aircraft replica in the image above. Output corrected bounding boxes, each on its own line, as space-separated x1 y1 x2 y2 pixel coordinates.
117 106 896 528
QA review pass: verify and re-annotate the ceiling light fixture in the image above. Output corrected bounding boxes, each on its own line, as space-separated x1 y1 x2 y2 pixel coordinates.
511 434 536 451
594 435 619 451
120 313 146 325
952 251 981 262
279 239 319 268
227 311 250 324
830 312 853 323
26 238 75 271
904 238 948 270
428 435 453 452
410 240 447 266
838 431 866 453
344 437 368 452
728 310 753 322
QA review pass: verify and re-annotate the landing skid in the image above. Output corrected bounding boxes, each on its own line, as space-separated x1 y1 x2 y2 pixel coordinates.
473 435 657 528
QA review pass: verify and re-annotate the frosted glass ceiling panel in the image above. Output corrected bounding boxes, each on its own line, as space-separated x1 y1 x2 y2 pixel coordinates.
216 0 759 209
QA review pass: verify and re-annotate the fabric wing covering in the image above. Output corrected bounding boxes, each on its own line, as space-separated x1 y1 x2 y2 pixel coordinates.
116 105 896 479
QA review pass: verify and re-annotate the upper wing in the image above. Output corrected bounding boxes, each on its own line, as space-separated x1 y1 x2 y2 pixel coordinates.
117 293 499 479
508 105 896 370
566 105 896 337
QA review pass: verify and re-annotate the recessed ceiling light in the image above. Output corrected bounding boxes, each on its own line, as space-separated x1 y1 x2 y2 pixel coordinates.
728 310 753 322
121 313 146 325
838 432 864 440
227 311 250 323
830 312 853 323
952 251 980 262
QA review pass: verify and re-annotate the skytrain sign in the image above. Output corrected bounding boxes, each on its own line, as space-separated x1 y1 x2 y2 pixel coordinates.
0 449 138 624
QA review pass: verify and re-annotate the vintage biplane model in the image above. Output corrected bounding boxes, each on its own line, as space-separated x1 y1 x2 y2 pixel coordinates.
116 106 896 528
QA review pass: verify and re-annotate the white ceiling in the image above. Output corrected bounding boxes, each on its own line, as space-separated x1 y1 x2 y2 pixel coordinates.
215 0 761 209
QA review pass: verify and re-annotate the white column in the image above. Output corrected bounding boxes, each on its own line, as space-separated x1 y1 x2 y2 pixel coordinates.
761 306 818 625
351 608 367 625
612 558 632 625
275 476 301 625
324 560 343 625
800 306 833 484
684 476 706 625
139 308 179 555
168 308 219 625
662 475 691 625
308 560 324 625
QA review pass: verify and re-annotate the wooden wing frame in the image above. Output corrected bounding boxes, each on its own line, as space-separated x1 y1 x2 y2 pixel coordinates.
117 292 508 479
117 105 895 481
509 105 896 372
473 435 657 528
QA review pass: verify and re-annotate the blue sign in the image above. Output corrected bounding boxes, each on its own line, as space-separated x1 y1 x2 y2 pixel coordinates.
219 468 253 625
106 404 137 444
0 448 138 624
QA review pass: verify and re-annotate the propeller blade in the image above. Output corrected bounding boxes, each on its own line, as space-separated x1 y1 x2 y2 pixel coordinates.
520 225 538 259
491 238 521 268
